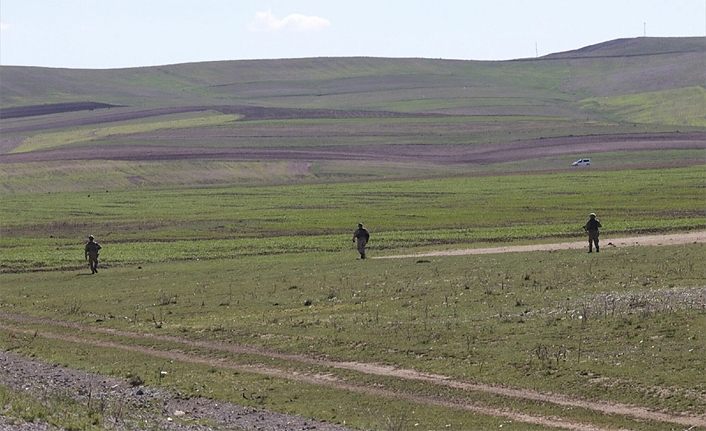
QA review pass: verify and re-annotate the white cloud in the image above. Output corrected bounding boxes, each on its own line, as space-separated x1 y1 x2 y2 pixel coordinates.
250 10 330 32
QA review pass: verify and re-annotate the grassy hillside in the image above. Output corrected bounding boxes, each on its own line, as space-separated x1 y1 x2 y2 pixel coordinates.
1 37 704 124
581 86 706 127
542 36 706 58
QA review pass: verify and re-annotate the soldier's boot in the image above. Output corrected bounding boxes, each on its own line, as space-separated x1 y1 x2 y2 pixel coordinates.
361 253 366 259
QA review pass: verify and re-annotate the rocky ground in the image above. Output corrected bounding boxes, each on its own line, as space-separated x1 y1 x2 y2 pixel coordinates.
0 350 352 431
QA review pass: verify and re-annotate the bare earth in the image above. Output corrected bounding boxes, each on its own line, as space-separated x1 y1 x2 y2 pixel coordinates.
375 231 706 259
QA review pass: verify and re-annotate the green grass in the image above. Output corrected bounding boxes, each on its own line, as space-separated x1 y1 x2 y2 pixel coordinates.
1 161 705 429
1 335 553 431
0 383 106 430
11 113 239 153
3 38 704 125
0 160 320 193
1 243 704 429
1 37 705 428
581 86 706 127
1 166 704 272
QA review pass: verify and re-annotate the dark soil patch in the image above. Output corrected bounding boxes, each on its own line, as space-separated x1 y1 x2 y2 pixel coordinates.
0 102 119 119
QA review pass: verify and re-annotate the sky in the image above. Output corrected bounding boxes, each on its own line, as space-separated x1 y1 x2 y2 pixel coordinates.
1 0 704 69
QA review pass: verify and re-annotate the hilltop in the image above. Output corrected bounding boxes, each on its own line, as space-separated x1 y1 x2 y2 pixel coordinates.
541 36 706 59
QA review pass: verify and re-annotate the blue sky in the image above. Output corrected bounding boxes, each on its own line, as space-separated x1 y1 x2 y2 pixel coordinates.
1 0 704 68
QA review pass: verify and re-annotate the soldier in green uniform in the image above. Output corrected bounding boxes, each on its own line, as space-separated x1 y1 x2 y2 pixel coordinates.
84 235 102 273
583 213 602 253
352 223 370 259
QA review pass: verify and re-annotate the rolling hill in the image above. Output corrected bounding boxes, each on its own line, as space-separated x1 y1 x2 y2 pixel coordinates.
1 37 704 115
0 37 704 191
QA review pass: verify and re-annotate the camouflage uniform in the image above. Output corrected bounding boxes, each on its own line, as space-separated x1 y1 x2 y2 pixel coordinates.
84 236 102 273
583 214 602 253
352 224 370 259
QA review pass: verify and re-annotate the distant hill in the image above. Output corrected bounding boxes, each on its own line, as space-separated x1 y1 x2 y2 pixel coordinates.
1 37 704 126
540 36 706 59
1 37 704 189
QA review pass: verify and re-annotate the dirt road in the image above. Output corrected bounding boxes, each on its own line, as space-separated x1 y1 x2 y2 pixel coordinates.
375 231 706 259
2 310 705 430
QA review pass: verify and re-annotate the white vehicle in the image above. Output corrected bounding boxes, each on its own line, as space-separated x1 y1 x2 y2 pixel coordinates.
571 158 591 167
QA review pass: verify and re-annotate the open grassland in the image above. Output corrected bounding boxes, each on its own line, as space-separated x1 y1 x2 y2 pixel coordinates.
10 112 239 153
1 243 704 430
1 162 704 429
1 166 704 273
1 37 706 430
0 160 321 193
581 86 706 127
2 38 705 126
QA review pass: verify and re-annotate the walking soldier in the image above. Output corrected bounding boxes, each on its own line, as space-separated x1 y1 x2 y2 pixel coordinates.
352 223 370 259
583 213 602 253
85 235 102 273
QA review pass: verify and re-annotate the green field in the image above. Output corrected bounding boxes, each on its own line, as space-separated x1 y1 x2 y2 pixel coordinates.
11 112 239 153
1 37 706 430
1 166 704 272
2 165 706 430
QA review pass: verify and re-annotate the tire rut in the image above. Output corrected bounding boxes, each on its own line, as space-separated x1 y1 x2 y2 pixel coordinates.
0 322 616 431
2 312 704 429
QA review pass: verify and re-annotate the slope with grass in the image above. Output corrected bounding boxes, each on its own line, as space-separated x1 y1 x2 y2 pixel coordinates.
2 37 704 119
1 37 704 194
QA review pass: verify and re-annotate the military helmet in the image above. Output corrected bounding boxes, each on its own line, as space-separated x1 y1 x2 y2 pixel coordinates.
358 223 363 228
88 235 94 240
589 213 596 218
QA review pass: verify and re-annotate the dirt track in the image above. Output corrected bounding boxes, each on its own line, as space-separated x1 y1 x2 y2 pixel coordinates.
376 231 706 259
2 305 705 430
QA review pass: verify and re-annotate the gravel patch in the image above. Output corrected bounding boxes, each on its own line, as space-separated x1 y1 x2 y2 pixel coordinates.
0 350 353 431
